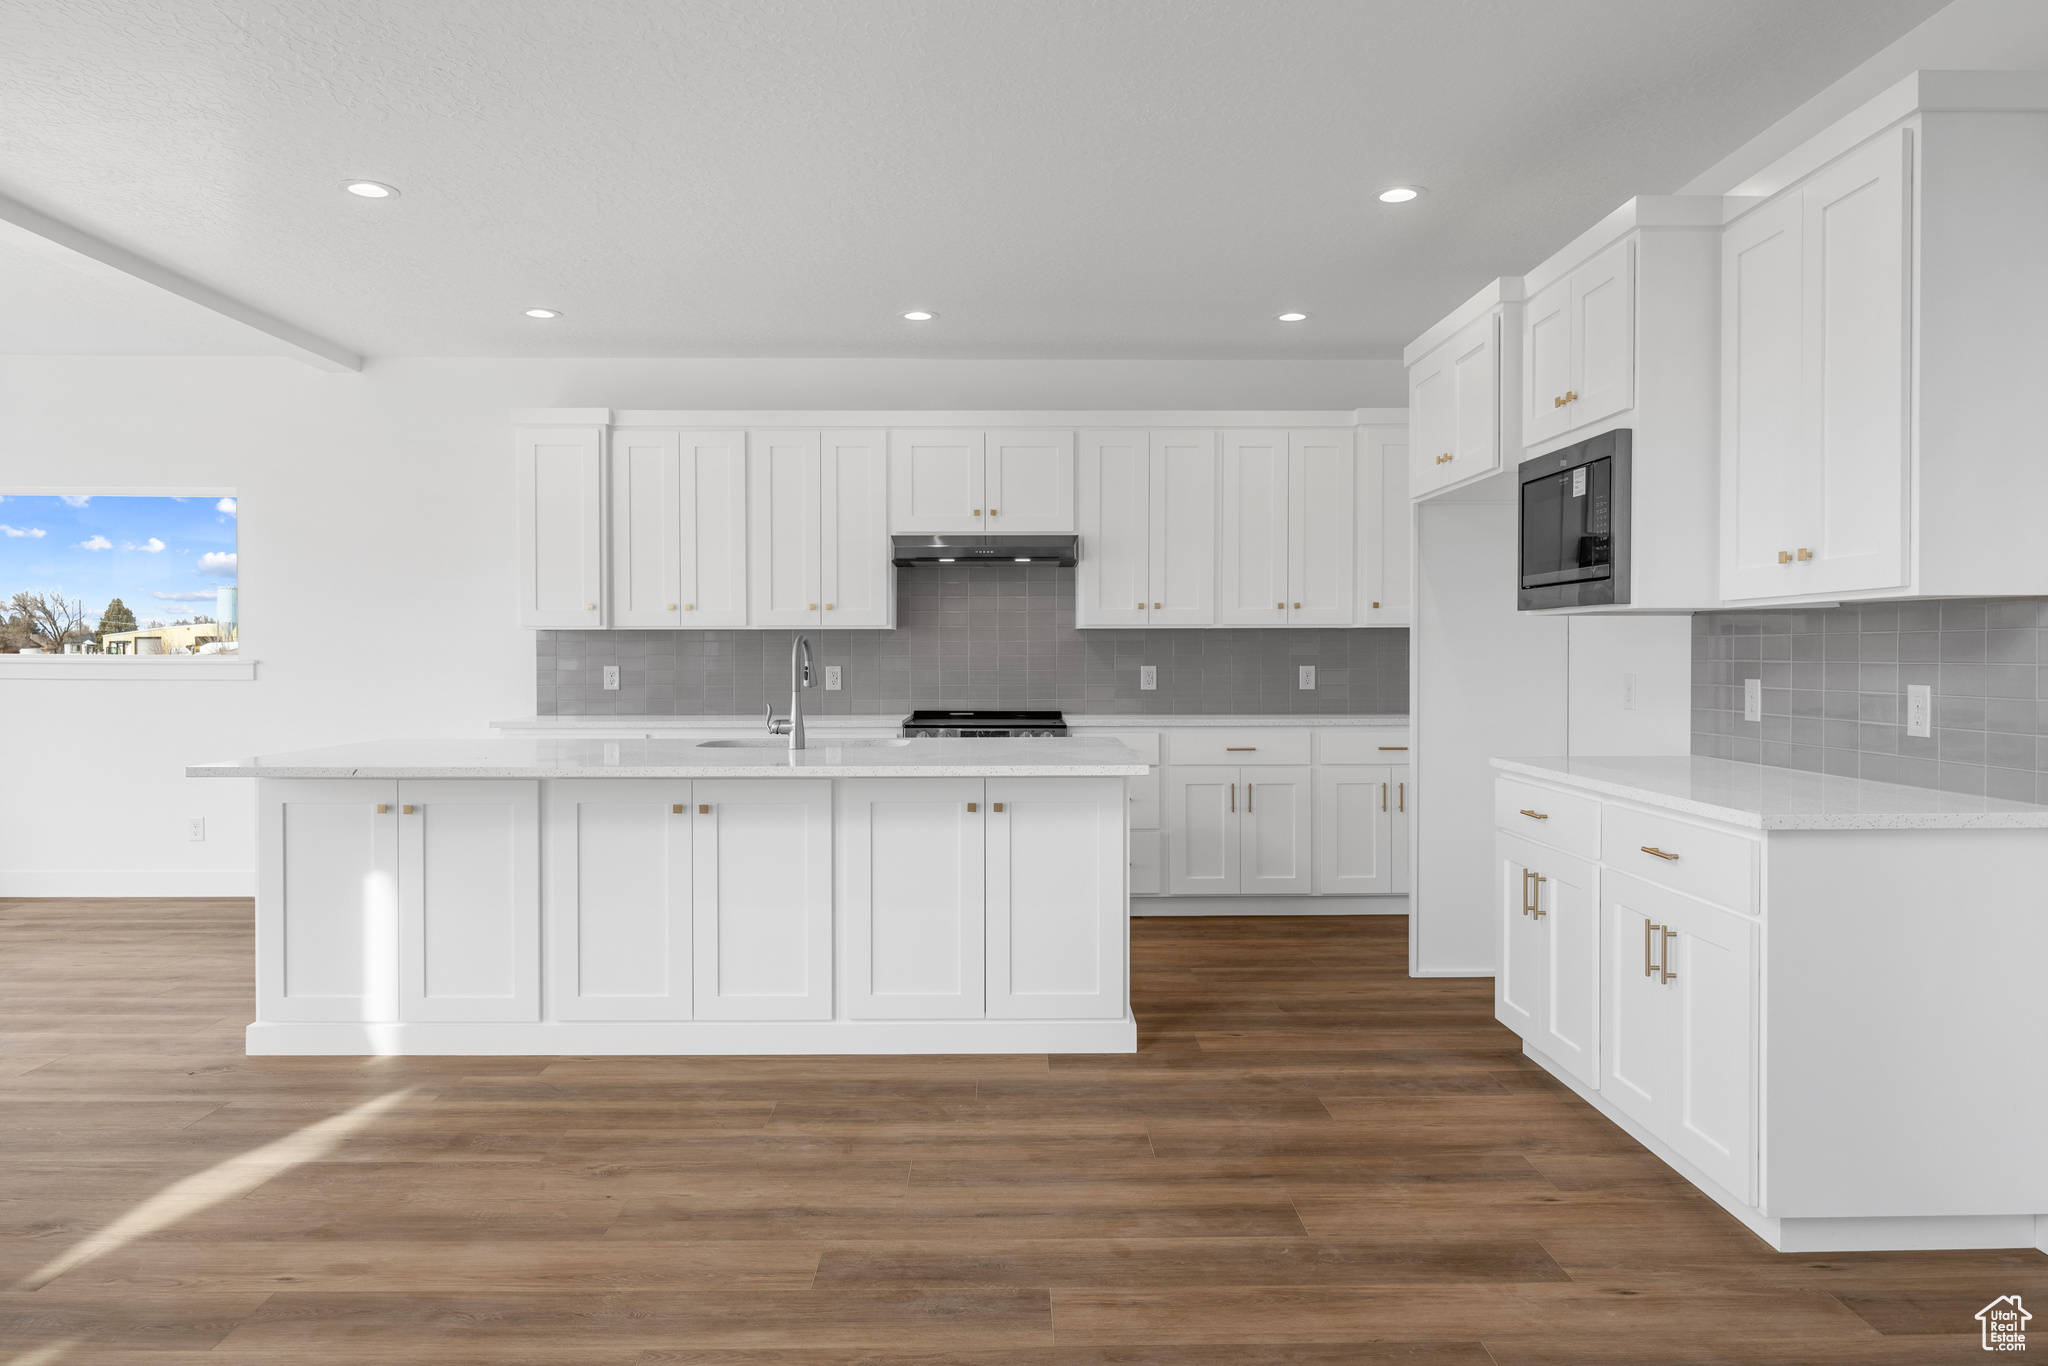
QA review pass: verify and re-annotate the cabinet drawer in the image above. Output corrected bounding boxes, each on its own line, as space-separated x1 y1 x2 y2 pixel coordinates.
1602 805 1757 914
1319 729 1411 764
1169 731 1312 765
1494 778 1599 859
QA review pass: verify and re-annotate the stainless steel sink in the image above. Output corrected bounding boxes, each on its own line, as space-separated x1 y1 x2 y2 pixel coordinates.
695 737 912 748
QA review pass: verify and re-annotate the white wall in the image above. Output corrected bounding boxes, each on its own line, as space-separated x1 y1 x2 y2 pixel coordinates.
0 354 1404 894
1566 616 1693 757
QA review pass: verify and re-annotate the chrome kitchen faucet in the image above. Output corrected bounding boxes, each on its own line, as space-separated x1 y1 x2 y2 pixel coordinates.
765 635 815 751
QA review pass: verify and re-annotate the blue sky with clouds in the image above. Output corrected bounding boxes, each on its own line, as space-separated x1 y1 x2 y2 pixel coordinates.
0 495 237 627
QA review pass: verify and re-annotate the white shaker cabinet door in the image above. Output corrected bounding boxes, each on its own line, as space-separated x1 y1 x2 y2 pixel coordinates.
821 430 892 627
1406 343 1455 496
258 779 399 1023
546 779 693 1021
1522 274 1574 448
889 429 986 533
1166 766 1240 894
1448 315 1502 479
1534 846 1600 1090
985 429 1075 533
610 429 682 629
680 431 749 625
1218 431 1291 624
396 781 540 1023
985 778 1127 1020
1314 765 1392 895
1361 425 1410 623
840 779 986 1020
1494 832 1547 1040
1241 765 1313 894
1079 430 1152 626
749 430 823 627
516 424 606 627
1571 237 1635 432
1288 430 1356 624
1150 430 1217 626
1720 194 1807 601
692 780 834 1020
1800 126 1911 598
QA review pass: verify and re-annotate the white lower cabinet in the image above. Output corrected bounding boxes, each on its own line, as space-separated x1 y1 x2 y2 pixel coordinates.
1599 871 1757 1204
397 780 541 1023
1314 765 1394 894
545 779 694 1021
839 779 986 1020
1494 833 1598 1089
1167 766 1310 895
690 779 834 1020
258 778 400 1023
986 778 1128 1019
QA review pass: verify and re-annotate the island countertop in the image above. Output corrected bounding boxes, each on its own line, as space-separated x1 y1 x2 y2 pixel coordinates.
188 736 1149 780
1494 754 2048 830
491 713 1409 732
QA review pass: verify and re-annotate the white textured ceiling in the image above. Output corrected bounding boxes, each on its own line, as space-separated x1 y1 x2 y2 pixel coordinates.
0 0 1945 361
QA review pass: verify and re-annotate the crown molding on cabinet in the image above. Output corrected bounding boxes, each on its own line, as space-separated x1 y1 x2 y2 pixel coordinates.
1401 278 1525 368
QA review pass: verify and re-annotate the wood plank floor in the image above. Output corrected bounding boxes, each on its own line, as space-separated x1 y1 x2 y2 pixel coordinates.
1 898 2041 1364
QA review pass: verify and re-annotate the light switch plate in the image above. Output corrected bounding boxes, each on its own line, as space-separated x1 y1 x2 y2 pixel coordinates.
1139 665 1157 691
1907 683 1932 738
1299 665 1316 690
824 665 842 691
602 665 620 691
1743 678 1761 723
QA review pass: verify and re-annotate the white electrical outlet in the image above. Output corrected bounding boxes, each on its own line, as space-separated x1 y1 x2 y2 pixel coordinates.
187 817 205 842
1139 665 1157 691
1622 673 1637 711
1743 678 1762 723
602 665 620 691
1906 683 1932 738
824 665 842 691
1299 665 1316 690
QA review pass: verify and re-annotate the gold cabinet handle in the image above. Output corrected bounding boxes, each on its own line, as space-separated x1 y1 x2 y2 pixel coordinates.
672 804 684 814
1530 872 1545 918
375 804 389 814
1519 808 1548 820
1399 782 1405 812
1660 927 1679 985
667 604 677 611
1379 746 1408 751
973 509 982 516
1381 782 1387 812
967 802 977 812
585 604 596 611
1640 846 1679 861
1645 919 1657 978
684 604 694 610
1553 396 1566 409
1796 548 1812 561
992 802 1004 813
698 804 710 814
989 508 997 515
1778 551 1793 564
1247 784 1254 813
1293 602 1301 609
1565 390 1578 403
401 805 415 815
1435 452 1453 465
826 604 835 610
1137 602 1145 608
1225 747 1256 752
1276 602 1285 609
808 603 817 610
1153 602 1161 609
1229 783 1235 813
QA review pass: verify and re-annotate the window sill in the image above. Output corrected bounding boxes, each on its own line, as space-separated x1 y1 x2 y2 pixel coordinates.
0 656 258 680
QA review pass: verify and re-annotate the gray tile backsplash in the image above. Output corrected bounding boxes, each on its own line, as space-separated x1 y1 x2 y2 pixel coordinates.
1692 598 2048 798
539 564 1409 718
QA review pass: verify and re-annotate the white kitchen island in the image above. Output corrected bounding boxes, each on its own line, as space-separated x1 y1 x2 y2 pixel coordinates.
189 737 1144 1056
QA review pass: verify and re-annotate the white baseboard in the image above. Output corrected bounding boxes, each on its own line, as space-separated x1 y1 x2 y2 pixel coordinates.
246 1011 1138 1056
0 869 255 898
1525 1041 2043 1253
1131 895 1407 916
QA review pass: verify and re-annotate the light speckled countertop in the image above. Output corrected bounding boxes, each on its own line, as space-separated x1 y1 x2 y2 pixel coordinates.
494 713 1408 731
1495 755 2048 830
190 737 1147 780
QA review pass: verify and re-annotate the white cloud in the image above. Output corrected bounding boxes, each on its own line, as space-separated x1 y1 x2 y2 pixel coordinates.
124 538 166 553
58 495 91 508
216 498 237 516
197 551 237 578
0 525 46 538
153 590 218 602
74 535 113 551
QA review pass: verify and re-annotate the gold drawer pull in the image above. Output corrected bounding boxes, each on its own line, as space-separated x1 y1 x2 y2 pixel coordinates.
671 804 684 814
1796 548 1812 561
1778 550 1792 564
684 603 694 610
1641 846 1679 861
992 802 1004 813
1226 747 1256 752
375 804 389 814
1378 745 1407 750
698 804 710 814
1381 782 1387 812
1399 782 1405 812
1153 602 1161 609
401 805 415 815
1564 390 1577 403
667 604 677 611
1519 808 1548 820
988 508 997 515
1553 396 1566 408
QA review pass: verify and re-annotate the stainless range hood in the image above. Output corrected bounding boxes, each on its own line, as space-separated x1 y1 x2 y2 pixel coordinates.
891 534 1079 567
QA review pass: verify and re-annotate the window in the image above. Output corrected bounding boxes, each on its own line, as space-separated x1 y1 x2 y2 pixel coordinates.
0 493 238 656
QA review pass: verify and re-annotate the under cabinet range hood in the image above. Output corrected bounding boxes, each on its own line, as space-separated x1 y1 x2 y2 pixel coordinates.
891 534 1079 568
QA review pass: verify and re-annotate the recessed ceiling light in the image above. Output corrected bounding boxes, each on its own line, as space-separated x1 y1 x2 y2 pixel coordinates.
342 180 398 198
1378 185 1423 203
1277 312 1309 322
1015 557 1031 562
938 558 956 563
902 311 936 321
524 308 561 319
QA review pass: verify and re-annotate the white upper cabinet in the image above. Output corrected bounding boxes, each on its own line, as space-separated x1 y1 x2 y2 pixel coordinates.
889 429 1074 534
515 423 606 627
1077 430 1216 627
1406 285 1519 500
1720 129 1910 603
611 430 748 627
1218 431 1291 624
752 430 891 628
1524 239 1636 448
1360 424 1410 624
1219 430 1354 626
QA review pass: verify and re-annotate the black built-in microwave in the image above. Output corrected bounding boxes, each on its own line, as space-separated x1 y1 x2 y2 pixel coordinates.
1518 429 1631 610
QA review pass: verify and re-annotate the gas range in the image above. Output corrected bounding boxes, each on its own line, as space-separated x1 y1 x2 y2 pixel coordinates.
903 710 1069 738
